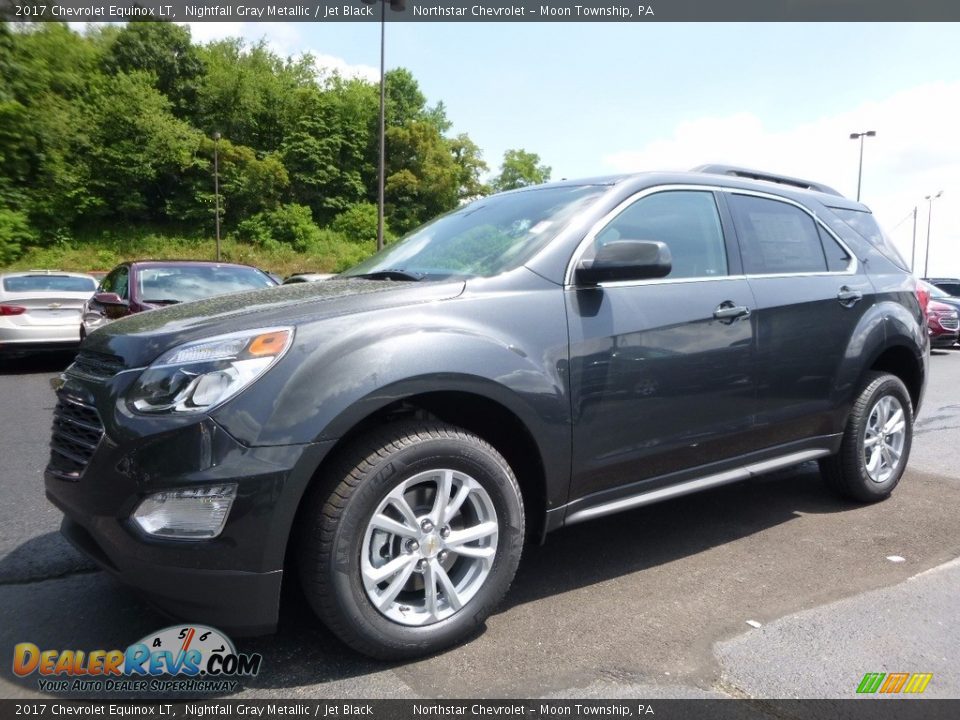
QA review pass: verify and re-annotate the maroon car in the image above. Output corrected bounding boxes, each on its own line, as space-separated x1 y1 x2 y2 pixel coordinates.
927 298 959 348
81 261 277 339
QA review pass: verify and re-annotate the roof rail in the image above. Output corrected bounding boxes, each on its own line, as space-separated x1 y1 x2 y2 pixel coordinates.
690 164 844 197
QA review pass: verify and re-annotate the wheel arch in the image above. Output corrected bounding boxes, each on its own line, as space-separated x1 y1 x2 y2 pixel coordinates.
284 380 556 584
866 343 925 413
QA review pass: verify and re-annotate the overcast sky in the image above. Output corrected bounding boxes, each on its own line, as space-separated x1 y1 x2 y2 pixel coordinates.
175 21 960 277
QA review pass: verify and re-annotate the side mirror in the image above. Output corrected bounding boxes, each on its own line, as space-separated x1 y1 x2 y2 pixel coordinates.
575 240 672 286
93 292 126 306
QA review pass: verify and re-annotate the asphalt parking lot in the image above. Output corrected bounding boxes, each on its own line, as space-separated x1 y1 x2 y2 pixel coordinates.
1 350 958 700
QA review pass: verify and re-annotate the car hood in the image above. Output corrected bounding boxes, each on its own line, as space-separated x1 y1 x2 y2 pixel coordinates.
82 278 465 368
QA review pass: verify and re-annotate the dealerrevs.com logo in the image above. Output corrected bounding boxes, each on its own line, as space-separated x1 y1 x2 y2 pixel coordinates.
13 625 262 693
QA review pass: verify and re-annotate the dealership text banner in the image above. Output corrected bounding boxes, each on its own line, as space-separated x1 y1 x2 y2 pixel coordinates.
4 0 960 22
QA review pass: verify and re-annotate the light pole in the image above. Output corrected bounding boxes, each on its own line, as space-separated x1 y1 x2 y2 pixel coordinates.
213 131 222 262
923 191 943 278
363 0 405 252
910 205 917 274
849 130 876 202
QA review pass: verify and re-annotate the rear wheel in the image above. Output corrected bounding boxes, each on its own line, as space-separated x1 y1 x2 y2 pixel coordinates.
820 372 913 502
298 421 524 659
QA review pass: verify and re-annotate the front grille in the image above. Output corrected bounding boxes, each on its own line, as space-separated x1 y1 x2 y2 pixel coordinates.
69 350 125 381
48 397 104 480
940 316 959 331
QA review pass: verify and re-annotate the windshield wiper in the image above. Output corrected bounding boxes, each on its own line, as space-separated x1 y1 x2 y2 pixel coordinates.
349 269 426 282
143 299 182 305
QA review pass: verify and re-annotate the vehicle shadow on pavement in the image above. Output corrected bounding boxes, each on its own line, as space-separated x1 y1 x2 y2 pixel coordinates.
504 463 852 610
0 463 864 698
0 531 98 585
0 352 75 375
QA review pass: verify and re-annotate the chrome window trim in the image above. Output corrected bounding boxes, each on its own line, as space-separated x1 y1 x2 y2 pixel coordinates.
564 184 726 287
720 187 858 277
564 184 858 288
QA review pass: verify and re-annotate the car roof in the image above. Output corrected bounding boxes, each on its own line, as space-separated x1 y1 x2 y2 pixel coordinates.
126 260 263 269
518 166 866 211
0 270 97 279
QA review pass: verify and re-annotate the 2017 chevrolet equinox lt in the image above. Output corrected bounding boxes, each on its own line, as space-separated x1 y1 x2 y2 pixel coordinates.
46 166 928 659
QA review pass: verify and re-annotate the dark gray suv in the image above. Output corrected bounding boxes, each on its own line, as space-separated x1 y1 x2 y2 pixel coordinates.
45 166 928 659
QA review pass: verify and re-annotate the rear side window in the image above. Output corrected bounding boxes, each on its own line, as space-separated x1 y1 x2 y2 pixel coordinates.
729 195 828 274
829 207 909 272
2 275 97 293
593 190 728 279
818 226 852 272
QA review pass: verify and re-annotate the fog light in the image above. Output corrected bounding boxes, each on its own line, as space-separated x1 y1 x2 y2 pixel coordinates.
132 485 237 539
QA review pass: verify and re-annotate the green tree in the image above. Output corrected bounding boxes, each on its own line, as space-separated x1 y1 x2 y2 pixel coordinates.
491 149 552 192
385 120 460 233
449 133 489 201
331 203 387 244
236 203 321 251
196 39 315 152
102 21 204 117
282 78 376 224
83 71 202 222
0 206 34 264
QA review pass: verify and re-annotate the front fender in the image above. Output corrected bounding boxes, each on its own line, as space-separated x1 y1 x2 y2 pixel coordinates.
212 286 572 500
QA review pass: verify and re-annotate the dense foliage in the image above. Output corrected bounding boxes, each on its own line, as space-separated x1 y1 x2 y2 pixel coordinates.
0 21 551 271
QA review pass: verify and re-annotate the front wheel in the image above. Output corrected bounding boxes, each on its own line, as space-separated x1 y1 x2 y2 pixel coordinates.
298 421 525 660
820 372 914 502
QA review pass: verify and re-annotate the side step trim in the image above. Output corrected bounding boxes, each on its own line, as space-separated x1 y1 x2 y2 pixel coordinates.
564 448 831 526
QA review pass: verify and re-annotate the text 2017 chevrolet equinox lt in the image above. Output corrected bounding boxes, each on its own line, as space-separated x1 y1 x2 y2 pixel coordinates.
46 166 928 659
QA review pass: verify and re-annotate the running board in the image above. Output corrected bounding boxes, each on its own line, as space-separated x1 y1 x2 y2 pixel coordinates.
564 448 831 526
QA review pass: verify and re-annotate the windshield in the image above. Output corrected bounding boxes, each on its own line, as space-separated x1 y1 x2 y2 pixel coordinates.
343 185 607 279
3 275 97 293
137 266 275 304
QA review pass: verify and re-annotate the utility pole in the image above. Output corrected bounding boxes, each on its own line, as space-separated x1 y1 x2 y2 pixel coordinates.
849 130 876 202
923 191 943 278
363 0 406 251
910 206 917 274
213 132 222 262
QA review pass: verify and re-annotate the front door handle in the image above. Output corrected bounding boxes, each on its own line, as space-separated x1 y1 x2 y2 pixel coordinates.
714 302 751 322
837 286 863 307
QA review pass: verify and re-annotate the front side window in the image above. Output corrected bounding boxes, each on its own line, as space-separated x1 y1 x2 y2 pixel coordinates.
114 268 130 300
729 194 829 275
588 190 728 279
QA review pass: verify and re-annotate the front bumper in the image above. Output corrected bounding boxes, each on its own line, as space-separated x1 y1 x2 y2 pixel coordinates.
44 394 335 634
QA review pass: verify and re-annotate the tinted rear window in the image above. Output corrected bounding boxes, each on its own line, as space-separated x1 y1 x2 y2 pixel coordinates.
728 194 827 274
3 275 97 292
829 207 909 271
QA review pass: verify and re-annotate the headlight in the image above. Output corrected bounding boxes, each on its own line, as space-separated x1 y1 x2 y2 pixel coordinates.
128 327 293 414
133 484 237 539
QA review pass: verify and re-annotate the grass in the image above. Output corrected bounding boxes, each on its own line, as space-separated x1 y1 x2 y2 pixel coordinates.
2 230 377 277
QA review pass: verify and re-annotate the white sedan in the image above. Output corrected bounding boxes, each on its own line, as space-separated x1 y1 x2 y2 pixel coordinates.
0 271 98 358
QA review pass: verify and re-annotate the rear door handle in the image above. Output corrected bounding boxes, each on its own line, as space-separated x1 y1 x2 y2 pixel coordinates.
837 286 863 307
714 302 751 322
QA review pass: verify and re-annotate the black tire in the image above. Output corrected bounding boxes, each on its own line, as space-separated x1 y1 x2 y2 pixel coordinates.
298 421 525 660
819 372 914 503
